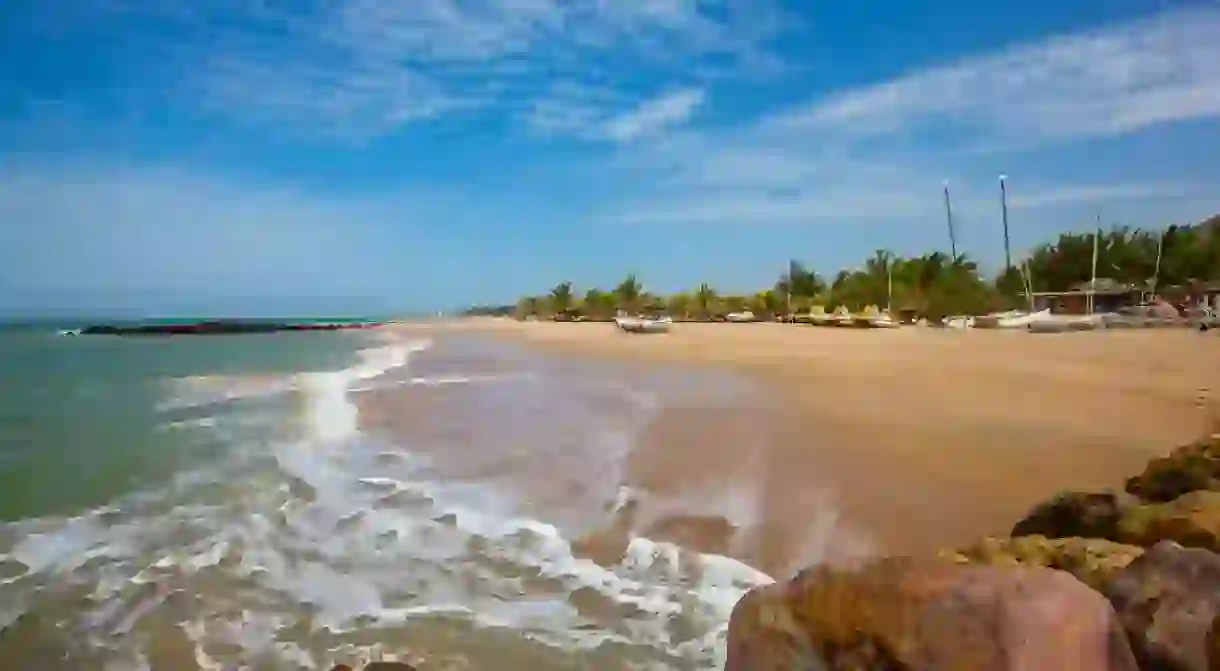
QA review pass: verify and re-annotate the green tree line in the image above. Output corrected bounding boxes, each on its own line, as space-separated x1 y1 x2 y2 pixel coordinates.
474 214 1219 322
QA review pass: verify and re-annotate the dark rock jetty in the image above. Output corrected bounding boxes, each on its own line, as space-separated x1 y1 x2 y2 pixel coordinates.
78 320 384 336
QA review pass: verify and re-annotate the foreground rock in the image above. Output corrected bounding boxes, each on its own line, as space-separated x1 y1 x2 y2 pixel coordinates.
1125 437 1220 503
1010 490 1138 541
1102 541 1220 671
1117 490 1220 551
944 534 1144 590
726 557 1139 670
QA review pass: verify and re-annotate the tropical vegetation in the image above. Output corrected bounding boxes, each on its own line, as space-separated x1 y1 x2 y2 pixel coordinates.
464 215 1220 322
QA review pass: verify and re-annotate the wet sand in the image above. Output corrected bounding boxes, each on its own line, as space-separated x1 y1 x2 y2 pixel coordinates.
385 320 1220 575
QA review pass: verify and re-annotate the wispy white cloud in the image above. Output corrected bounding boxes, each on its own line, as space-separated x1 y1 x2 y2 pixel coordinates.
604 173 1196 226
1005 182 1197 209
42 0 788 141
601 88 706 142
597 7 1220 233
765 6 1220 145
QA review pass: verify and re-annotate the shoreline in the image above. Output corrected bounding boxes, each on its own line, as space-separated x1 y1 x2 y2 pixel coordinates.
383 319 1220 571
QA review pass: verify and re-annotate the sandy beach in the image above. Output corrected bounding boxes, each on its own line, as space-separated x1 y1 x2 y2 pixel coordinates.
379 319 1220 575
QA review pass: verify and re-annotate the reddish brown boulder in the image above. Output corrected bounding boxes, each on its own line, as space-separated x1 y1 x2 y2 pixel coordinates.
1102 540 1220 671
727 557 1139 671
724 583 819 670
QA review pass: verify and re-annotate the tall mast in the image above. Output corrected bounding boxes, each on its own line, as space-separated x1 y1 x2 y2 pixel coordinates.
1151 229 1165 298
786 259 794 319
999 174 1012 271
943 181 957 259
1089 214 1101 316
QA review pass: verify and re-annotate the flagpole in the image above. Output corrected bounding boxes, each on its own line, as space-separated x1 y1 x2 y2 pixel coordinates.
1151 229 1165 299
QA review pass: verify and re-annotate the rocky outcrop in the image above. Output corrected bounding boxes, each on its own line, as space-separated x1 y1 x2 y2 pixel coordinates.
727 557 1139 670
943 534 1144 590
1010 490 1138 541
1125 438 1220 503
726 434 1220 671
1116 490 1220 551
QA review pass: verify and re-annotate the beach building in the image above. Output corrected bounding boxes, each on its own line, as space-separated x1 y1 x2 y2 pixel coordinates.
1156 281 1220 311
1030 278 1142 314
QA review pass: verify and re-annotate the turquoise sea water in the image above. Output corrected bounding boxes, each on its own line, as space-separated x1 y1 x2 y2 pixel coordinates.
0 324 774 670
0 324 371 521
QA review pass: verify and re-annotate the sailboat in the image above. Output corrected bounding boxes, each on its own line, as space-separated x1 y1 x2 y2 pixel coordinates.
973 308 1053 329
861 304 901 329
614 315 673 334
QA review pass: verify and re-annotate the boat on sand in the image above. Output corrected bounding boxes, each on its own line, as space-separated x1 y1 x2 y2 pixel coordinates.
973 309 1053 329
614 315 672 334
828 306 854 327
807 306 835 326
852 305 901 329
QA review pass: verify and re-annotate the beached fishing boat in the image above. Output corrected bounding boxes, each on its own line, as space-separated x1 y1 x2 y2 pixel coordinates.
869 311 902 329
852 305 900 329
614 315 672 334
725 311 757 323
828 306 855 327
807 306 834 326
973 309 1053 329
1027 314 1106 333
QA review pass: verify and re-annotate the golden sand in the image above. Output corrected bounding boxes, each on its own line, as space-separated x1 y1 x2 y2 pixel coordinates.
378 319 1220 574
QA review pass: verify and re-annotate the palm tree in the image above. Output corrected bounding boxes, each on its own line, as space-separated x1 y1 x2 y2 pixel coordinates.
515 296 543 320
750 290 782 319
723 295 747 314
694 282 718 320
549 281 575 316
614 274 643 314
667 292 693 320
582 288 616 320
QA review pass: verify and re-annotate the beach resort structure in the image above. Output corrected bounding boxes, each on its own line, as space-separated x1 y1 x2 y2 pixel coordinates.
1030 279 1144 315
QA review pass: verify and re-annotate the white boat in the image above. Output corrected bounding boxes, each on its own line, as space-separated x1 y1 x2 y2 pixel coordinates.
854 305 901 329
806 306 834 326
58 328 82 337
973 309 1053 329
820 306 850 327
1027 314 1104 333
614 315 672 334
943 316 975 329
725 311 757 323
868 312 902 329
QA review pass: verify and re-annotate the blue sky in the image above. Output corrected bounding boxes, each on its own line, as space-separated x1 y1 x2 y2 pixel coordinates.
2 0 1218 316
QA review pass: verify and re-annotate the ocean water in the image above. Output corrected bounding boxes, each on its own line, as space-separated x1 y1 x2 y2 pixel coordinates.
0 325 778 670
